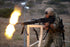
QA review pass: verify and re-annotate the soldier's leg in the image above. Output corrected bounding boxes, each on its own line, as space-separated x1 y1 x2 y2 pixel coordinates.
54 32 63 47
44 33 53 47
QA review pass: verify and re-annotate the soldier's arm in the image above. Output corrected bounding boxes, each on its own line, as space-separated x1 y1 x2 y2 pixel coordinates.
43 22 49 30
50 17 60 29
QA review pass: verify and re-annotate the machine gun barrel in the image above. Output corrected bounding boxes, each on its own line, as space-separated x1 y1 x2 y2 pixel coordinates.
22 17 55 25
22 20 39 25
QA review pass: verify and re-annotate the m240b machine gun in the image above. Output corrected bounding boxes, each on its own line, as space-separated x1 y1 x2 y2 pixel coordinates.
21 16 55 40
22 16 55 25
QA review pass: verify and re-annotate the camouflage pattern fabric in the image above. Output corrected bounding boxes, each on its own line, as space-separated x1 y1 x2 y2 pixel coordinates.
44 32 63 47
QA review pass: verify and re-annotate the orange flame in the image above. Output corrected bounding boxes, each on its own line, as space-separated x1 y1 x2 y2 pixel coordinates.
5 5 22 39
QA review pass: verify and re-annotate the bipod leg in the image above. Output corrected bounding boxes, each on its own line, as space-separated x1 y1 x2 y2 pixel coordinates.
21 26 25 35
21 26 28 35
33 28 39 40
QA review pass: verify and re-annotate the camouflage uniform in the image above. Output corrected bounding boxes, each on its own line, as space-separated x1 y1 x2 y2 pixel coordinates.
44 31 63 47
44 9 64 47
